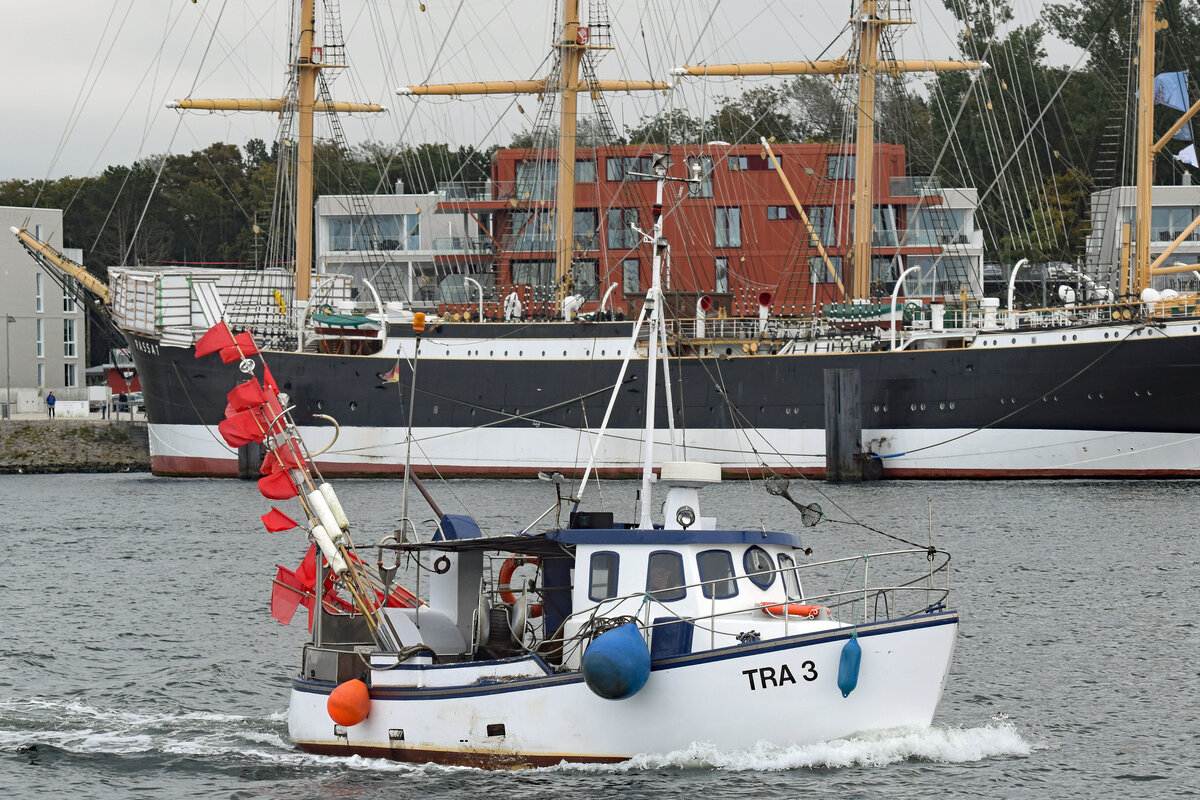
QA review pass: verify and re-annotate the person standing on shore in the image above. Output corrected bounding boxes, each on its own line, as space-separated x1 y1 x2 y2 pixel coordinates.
46 392 56 418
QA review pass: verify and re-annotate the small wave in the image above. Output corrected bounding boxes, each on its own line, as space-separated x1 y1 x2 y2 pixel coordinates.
554 721 1032 773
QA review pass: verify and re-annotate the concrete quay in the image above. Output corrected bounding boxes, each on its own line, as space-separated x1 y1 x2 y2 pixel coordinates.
0 412 150 473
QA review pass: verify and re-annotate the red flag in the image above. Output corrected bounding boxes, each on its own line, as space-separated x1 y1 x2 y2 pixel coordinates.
194 322 235 358
258 469 298 500
219 331 260 363
295 543 317 588
271 565 308 625
261 442 305 475
227 378 265 412
262 363 279 394
261 506 299 532
217 408 265 447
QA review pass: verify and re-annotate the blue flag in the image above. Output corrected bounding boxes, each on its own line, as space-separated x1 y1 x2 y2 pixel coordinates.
1154 71 1190 113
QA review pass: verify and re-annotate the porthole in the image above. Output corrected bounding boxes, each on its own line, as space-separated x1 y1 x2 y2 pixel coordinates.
1135 390 1140 397
1147 390 1153 396
1087 393 1092 400
563 351 567 356
586 350 591 356
1011 338 1016 345
601 350 606 356
873 404 880 412
910 403 917 411
503 350 508 356
786 408 791 415
1099 392 1104 399
1072 335 1078 341
445 349 450 356
316 400 324 410
920 402 926 411
793 407 800 414
519 350 523 356
489 350 494 356
349 402 357 411
882 404 888 412
948 402 955 410
938 402 945 410
744 546 776 590
1011 397 1016 404
1000 398 1005 405
1105 332 1110 339
1062 335 1068 341
542 351 546 357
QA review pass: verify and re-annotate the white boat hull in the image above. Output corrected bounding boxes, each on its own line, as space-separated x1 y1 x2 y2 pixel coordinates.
149 419 1200 478
288 613 957 767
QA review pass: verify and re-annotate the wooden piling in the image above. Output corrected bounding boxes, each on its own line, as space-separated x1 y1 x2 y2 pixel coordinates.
824 368 862 482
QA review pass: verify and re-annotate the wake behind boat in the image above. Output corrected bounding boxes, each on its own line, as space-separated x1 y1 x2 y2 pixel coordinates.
15 0 1200 479
203 155 958 766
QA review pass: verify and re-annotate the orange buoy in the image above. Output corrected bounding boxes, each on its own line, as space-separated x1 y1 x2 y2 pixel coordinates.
759 602 827 619
327 679 371 726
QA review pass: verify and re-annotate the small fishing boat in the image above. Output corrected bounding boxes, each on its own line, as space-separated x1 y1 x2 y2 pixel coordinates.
202 155 959 767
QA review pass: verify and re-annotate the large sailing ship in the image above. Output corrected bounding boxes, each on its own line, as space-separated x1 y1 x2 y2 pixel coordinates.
16 0 1200 478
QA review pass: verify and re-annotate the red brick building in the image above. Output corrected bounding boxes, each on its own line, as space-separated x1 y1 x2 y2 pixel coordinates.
433 143 978 317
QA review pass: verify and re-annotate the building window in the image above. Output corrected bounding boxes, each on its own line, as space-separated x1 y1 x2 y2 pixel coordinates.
728 154 774 171
512 210 555 251
37 363 44 388
767 206 798 220
571 260 599 301
647 551 686 601
808 207 836 246
35 273 43 312
404 213 420 250
63 318 77 358
697 549 738 599
573 209 598 250
63 282 77 313
575 159 597 183
64 363 77 388
622 259 641 294
715 207 741 248
516 159 557 201
810 256 843 284
605 156 653 182
827 154 855 180
589 551 620 601
715 257 729 293
607 208 640 249
696 155 714 198
327 214 417 251
36 319 43 357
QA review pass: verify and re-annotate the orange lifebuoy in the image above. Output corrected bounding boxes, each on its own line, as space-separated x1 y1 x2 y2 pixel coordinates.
759 602 827 619
498 556 543 617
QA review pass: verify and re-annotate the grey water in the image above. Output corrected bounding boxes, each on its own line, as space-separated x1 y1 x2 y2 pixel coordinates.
1 473 1197 799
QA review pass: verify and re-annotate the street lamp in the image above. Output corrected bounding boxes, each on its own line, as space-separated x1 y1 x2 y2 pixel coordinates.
4 314 13 420
121 368 134 423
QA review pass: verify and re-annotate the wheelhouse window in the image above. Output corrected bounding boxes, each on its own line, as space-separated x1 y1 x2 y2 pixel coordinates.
646 551 686 601
743 546 775 589
778 553 803 601
697 549 737 599
589 551 619 601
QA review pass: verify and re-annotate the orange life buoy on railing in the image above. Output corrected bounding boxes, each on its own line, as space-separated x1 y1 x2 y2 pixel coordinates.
759 602 827 619
498 556 543 617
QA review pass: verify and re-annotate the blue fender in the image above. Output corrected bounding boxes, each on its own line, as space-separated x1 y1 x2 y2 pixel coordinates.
582 622 650 700
837 635 862 698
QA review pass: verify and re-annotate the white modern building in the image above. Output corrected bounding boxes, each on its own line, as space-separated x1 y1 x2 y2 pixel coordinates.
1 206 87 417
1088 184 1200 292
315 186 480 309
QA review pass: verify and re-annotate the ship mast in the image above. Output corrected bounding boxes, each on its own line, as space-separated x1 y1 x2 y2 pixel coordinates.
674 0 983 300
398 0 668 308
1134 0 1160 293
168 0 383 336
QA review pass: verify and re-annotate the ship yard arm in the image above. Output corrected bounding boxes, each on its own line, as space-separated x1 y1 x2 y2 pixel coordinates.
167 98 385 113
11 226 110 303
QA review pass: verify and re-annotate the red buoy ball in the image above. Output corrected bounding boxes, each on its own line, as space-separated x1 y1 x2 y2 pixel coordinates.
327 679 371 726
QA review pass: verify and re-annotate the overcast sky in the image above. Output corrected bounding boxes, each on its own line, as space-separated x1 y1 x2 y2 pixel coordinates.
2 0 1074 182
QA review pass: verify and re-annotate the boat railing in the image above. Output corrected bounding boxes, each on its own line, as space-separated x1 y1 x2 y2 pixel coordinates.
524 547 950 663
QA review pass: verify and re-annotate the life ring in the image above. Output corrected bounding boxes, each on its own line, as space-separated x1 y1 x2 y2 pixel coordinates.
498 556 543 617
759 602 827 619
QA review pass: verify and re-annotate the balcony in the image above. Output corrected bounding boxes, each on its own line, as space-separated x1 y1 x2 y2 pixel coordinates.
433 236 496 254
889 176 943 199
